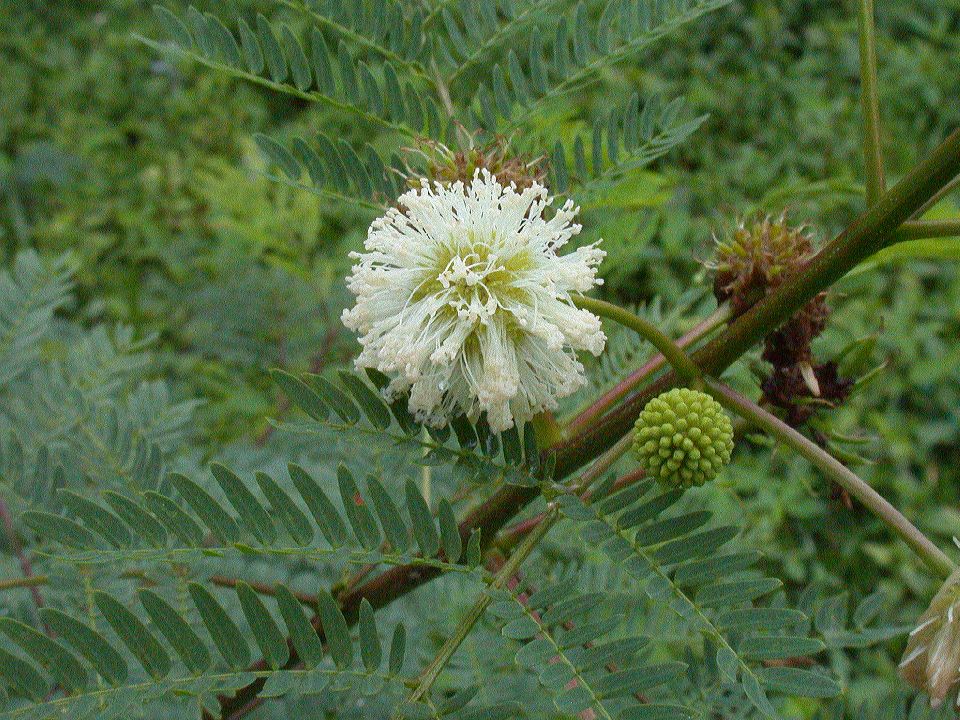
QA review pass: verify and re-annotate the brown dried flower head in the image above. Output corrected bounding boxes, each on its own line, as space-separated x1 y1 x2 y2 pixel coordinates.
708 212 816 317
405 135 546 192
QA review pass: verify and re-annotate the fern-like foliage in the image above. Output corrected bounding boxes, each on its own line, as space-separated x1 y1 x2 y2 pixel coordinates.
465 0 732 129
0 585 408 719
554 476 842 716
146 0 723 211
23 461 483 578
271 368 546 487
279 0 430 71
146 5 442 138
0 250 72 388
546 95 707 195
0 253 197 513
487 577 690 718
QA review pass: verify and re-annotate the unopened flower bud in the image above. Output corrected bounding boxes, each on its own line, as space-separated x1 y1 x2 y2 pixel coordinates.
632 388 733 488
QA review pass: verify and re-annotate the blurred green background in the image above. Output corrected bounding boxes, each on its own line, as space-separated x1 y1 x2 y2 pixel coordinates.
2 0 959 715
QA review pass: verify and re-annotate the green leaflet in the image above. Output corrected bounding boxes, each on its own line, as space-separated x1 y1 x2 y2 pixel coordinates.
0 618 89 693
188 582 250 669
236 582 289 669
138 589 211 674
39 609 127 685
94 591 171 679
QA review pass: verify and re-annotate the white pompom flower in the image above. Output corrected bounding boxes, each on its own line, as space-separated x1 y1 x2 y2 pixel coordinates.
342 168 606 433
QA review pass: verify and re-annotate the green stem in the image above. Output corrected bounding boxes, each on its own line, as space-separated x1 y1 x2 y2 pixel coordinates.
566 304 731 435
0 575 48 591
704 378 954 578
401 508 558 710
896 219 960 239
911 172 960 219
573 295 701 381
857 0 885 204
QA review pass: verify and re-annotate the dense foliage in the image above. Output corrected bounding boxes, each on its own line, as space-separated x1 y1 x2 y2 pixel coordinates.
2 1 959 718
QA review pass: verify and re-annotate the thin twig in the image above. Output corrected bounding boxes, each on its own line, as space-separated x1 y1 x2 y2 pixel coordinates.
911 172 960 219
0 574 49 591
705 378 954 577
572 295 701 381
566 304 730 436
896 219 960 239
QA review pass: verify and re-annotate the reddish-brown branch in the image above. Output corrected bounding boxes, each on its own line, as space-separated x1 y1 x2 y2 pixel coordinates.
0 498 50 636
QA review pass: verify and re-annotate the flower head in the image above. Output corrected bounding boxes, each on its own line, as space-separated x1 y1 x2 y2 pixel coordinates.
342 169 605 432
633 388 734 487
708 212 815 317
901 568 960 709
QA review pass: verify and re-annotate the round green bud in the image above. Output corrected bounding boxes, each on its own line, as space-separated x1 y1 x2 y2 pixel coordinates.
632 388 734 487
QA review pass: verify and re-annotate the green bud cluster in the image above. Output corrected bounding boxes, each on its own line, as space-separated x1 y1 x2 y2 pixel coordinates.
633 388 734 487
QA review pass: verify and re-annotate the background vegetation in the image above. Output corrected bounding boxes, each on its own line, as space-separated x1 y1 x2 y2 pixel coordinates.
2 0 959 717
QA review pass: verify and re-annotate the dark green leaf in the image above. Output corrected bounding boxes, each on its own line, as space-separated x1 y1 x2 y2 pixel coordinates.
256 471 314 546
358 599 382 671
211 463 275 544
39 608 127 685
255 13 287 82
58 489 130 548
0 618 88 692
236 582 289 669
143 490 206 547
271 368 329 421
288 463 348 546
188 582 250 669
405 478 439 557
169 472 239 544
22 510 99 550
94 591 170 679
317 590 352 668
138 589 211 674
275 584 324 668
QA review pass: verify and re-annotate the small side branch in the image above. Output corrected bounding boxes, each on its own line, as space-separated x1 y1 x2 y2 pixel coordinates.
573 295 701 381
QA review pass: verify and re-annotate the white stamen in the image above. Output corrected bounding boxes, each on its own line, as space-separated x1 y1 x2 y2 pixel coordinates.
342 169 605 432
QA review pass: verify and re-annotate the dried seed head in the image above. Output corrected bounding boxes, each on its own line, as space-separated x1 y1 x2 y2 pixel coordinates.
708 212 815 317
632 388 734 488
406 136 546 192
